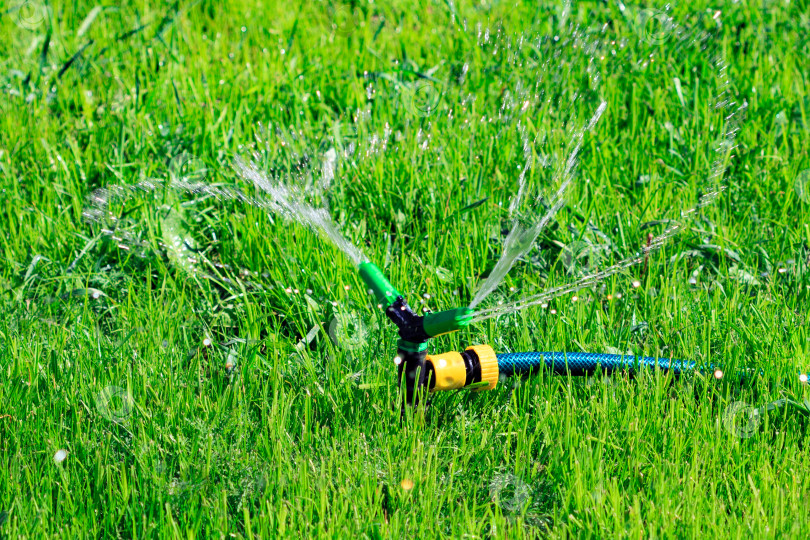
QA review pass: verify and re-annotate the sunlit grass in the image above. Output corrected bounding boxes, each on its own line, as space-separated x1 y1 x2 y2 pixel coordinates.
0 1 808 538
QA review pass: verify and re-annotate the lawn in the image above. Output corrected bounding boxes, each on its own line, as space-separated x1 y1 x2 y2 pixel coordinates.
1 0 809 538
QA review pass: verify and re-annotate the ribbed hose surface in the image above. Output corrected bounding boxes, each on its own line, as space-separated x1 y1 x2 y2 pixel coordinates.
497 352 695 376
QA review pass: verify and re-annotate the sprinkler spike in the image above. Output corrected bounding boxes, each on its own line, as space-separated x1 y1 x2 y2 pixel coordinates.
396 341 430 407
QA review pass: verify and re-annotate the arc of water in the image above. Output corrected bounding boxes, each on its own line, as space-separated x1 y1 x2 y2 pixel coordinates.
470 93 747 324
468 101 607 309
235 157 368 267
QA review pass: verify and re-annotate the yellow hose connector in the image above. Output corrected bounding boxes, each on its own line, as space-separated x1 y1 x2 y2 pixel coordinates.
427 351 467 391
427 345 499 392
467 345 498 391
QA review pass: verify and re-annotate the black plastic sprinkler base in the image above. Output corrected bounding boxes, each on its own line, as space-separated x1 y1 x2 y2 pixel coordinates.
396 343 429 407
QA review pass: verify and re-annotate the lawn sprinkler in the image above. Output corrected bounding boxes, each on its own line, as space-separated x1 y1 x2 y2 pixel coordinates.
230 163 808 424
358 261 499 406
232 151 727 408
359 261 698 407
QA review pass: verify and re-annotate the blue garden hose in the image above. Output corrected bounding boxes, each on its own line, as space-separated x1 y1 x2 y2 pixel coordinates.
496 351 696 377
490 352 810 417
426 347 701 393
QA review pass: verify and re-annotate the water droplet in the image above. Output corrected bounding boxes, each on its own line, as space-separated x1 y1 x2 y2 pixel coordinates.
795 170 810 202
54 449 68 463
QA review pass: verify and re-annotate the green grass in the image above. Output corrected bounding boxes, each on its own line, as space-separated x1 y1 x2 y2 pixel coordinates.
1 0 809 537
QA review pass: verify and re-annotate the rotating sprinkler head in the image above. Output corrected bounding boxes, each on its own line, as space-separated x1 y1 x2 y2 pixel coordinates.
358 262 498 406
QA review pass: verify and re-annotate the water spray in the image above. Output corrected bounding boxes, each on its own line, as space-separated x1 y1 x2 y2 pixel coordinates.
219 19 791 414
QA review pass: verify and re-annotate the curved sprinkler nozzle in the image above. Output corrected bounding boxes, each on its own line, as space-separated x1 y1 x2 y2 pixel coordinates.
359 261 401 308
359 262 472 341
423 307 473 337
